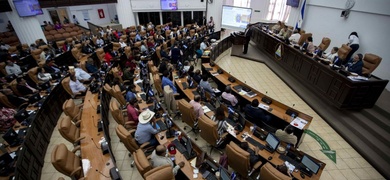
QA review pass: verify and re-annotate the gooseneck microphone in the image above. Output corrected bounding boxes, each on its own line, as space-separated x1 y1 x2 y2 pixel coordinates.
95 169 110 178
91 137 101 149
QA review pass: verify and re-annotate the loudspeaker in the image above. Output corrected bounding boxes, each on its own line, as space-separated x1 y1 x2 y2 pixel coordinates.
217 68 223 74
97 120 103 132
261 97 272 105
110 167 122 180
101 141 109 154
285 109 298 116
228 76 235 83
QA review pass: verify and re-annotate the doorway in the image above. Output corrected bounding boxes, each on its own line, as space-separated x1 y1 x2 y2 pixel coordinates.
48 8 70 25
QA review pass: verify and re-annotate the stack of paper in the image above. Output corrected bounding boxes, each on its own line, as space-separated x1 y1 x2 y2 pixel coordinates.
290 117 308 130
202 106 211 113
348 76 368 81
258 103 269 110
211 72 219 76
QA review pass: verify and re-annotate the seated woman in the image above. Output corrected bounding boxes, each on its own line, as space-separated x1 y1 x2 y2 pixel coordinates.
323 47 339 61
37 67 52 82
347 53 364 75
211 106 228 137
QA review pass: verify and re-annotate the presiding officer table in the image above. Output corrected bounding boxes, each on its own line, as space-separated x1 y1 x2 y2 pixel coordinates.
250 27 388 109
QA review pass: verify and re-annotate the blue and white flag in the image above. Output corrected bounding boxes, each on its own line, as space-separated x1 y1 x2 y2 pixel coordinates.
296 0 307 29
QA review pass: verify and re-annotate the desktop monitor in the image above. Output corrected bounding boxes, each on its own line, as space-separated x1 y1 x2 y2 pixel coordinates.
220 167 230 180
39 81 51 90
195 151 206 168
14 109 28 123
161 0 178 10
2 128 22 147
28 93 42 104
265 132 280 152
186 137 193 155
13 0 43 17
187 76 194 88
301 155 320 175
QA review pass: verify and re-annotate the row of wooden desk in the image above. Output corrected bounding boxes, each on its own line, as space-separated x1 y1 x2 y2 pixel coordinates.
171 61 326 179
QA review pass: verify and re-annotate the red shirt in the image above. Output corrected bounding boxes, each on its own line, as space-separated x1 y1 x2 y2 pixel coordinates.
104 52 112 65
127 104 139 125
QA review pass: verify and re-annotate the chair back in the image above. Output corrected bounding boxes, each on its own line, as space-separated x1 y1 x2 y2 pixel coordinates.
51 143 82 179
110 100 125 125
116 125 140 153
9 79 23 97
362 53 382 75
104 83 115 97
297 33 312 46
28 67 39 84
152 74 163 95
95 48 105 63
156 46 162 60
71 47 81 61
178 99 196 127
113 42 121 52
0 62 7 76
58 115 80 144
337 44 352 61
133 149 152 178
198 115 219 146
113 85 126 106
318 37 331 51
62 99 81 122
260 162 292 180
31 49 43 61
80 60 87 72
0 92 16 108
226 142 250 178
124 46 131 59
61 77 74 97
144 165 174 180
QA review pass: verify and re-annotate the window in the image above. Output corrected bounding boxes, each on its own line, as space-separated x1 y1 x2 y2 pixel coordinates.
162 12 181 26
233 0 251 8
266 0 291 22
138 12 160 26
183 11 192 26
193 11 204 26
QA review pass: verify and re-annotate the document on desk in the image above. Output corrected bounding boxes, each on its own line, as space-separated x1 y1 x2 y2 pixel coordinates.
348 76 368 81
213 88 221 93
202 106 211 113
82 159 91 176
258 103 269 110
211 72 219 76
290 117 308 130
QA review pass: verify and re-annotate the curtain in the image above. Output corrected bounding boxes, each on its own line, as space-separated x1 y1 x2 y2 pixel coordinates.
266 0 291 22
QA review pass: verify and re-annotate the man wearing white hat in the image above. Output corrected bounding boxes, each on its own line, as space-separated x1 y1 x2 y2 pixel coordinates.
135 110 159 146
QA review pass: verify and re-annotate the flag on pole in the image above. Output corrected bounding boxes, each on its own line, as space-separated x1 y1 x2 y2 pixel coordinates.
296 0 307 29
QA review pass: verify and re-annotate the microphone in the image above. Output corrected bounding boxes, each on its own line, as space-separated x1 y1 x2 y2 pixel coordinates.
91 138 101 149
92 116 97 128
95 169 110 178
88 100 96 110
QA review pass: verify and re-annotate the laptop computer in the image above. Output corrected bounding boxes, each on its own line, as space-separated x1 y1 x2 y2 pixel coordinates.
28 93 42 104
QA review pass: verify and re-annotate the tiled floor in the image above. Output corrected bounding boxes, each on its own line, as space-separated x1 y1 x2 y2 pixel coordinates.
41 49 385 179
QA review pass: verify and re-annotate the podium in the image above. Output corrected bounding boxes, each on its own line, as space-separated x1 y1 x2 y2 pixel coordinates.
230 33 246 56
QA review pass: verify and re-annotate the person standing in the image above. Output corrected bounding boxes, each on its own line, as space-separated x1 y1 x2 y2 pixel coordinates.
243 24 253 54
73 15 79 24
345 32 359 64
189 95 204 119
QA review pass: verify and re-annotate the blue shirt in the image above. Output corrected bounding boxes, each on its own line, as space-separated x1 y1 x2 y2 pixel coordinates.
135 123 158 144
126 91 136 102
135 34 142 41
199 79 214 96
162 76 177 93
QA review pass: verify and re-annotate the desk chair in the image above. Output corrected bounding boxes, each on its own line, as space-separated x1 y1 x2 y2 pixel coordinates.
103 83 115 97
51 143 83 179
79 60 87 72
198 115 227 155
61 77 76 98
152 73 163 97
178 99 199 140
318 37 331 52
95 48 105 63
110 99 136 129
27 67 40 84
112 85 127 106
57 115 85 145
0 62 7 76
0 92 17 108
297 33 312 46
337 44 352 62
9 79 23 97
258 162 292 180
116 125 154 167
71 47 84 62
144 164 174 180
133 149 152 178
362 53 382 76
112 42 121 52
226 142 262 179
62 99 83 123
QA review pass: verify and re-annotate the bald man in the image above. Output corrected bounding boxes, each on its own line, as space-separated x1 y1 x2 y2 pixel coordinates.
150 145 185 175
189 95 203 119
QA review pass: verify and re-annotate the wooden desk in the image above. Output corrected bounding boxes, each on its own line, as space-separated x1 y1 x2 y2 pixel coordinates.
201 63 312 146
251 28 388 109
80 91 114 179
156 120 202 180
231 120 326 180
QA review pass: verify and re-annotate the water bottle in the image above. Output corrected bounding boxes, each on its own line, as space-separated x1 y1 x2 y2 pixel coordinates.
252 124 257 133
290 113 296 122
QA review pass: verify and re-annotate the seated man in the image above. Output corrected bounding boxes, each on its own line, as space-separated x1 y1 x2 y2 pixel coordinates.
85 58 99 74
69 74 87 96
16 77 38 96
302 36 315 54
244 99 271 123
221 86 238 107
43 59 61 74
240 142 260 167
189 95 204 119
150 145 185 176
5 60 22 76
289 29 301 44
161 70 177 93
323 47 338 61
193 69 202 84
275 125 298 146
135 110 159 146
346 54 364 75
199 74 215 96
126 98 139 126
2 88 28 107
74 62 93 83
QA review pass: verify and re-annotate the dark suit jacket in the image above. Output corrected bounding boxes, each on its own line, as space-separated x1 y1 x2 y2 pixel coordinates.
7 94 27 107
17 84 34 95
244 104 270 123
244 27 253 38
347 59 363 75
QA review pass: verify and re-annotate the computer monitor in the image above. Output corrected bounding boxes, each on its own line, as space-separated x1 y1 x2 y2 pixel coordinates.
39 81 51 90
220 167 230 180
301 155 320 175
187 76 194 88
265 132 280 152
186 137 193 155
28 93 41 104
0 153 13 166
14 109 28 123
195 151 206 168
145 86 155 104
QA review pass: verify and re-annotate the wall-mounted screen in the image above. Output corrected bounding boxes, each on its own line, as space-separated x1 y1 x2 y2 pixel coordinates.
13 0 43 17
221 5 252 31
161 0 178 10
286 0 300 8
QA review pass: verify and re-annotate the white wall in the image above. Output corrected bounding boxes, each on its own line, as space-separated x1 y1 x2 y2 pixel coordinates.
131 0 206 12
207 0 223 31
249 0 270 23
288 0 390 90
0 13 10 32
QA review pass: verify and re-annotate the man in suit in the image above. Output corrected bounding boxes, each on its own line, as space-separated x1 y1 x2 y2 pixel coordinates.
243 24 254 54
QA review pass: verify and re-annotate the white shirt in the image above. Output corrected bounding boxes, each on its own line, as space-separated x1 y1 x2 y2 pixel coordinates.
289 33 301 43
348 35 359 45
69 79 86 94
324 52 338 61
200 42 208 51
96 39 104 46
5 64 22 75
74 68 91 81
119 41 127 48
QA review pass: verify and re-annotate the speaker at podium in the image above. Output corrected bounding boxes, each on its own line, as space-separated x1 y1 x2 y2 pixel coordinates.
230 32 247 56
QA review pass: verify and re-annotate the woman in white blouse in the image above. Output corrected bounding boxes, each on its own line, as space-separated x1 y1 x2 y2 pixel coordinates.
345 32 359 63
